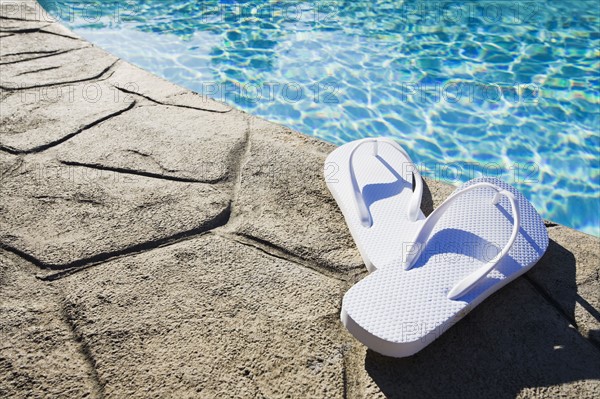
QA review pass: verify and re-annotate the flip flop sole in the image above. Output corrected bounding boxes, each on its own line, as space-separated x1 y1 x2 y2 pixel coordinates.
325 138 425 271
341 177 549 357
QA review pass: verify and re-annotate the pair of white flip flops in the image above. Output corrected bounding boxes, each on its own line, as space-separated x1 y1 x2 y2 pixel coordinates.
325 138 549 358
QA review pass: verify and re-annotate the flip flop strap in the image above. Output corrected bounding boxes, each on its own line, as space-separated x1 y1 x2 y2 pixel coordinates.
402 182 521 300
349 138 423 228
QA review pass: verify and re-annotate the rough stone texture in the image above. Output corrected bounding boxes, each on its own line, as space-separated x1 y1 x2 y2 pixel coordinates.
0 156 230 268
0 31 83 64
38 22 82 40
528 226 600 345
0 250 97 398
0 151 20 178
0 81 134 152
50 104 248 183
0 46 116 90
0 46 70 65
1 2 599 398
59 233 346 398
107 60 232 113
0 18 49 32
227 116 364 274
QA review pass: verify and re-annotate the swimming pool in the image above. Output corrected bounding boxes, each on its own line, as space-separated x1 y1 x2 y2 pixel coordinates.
39 0 599 236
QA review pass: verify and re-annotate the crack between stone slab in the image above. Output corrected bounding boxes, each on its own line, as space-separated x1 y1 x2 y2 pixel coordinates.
226 117 253 220
217 121 359 281
523 275 579 328
0 46 81 65
342 358 349 399
2 48 57 57
523 275 600 353
0 100 136 155
0 23 51 33
0 156 24 179
58 298 106 399
125 149 192 180
113 85 233 114
339 339 367 399
2 50 61 57
219 133 250 193
0 58 118 90
0 23 83 40
38 28 82 40
15 64 60 76
32 195 103 206
37 231 215 282
59 160 226 185
125 149 180 173
0 16 53 23
212 231 345 282
23 204 231 278
0 46 87 65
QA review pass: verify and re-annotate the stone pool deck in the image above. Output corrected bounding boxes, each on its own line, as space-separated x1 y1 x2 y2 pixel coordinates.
1 1 599 397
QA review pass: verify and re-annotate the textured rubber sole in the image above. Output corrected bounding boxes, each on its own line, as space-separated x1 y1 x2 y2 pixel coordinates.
341 177 549 357
325 138 425 271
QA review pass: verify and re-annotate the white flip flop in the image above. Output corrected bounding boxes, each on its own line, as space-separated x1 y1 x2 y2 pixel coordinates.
341 177 549 357
324 138 425 272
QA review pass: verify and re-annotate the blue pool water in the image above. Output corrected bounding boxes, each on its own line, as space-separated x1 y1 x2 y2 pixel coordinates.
40 0 599 236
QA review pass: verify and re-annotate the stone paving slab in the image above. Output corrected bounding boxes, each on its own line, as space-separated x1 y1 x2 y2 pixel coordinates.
0 45 80 65
50 104 248 183
0 31 83 63
0 81 134 152
0 46 116 90
0 151 20 177
0 251 97 398
227 115 365 274
0 155 230 269
107 61 232 113
59 234 346 398
0 18 50 32
38 22 81 40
